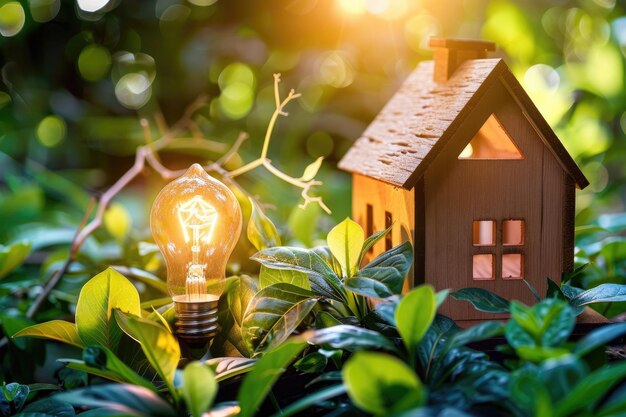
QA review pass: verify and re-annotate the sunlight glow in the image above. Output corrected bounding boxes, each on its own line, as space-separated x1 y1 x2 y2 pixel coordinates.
77 0 110 13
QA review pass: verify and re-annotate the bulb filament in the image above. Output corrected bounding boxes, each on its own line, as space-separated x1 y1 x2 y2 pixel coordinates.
177 195 218 301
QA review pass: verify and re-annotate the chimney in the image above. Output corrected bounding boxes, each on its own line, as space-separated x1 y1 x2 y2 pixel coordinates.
428 38 496 83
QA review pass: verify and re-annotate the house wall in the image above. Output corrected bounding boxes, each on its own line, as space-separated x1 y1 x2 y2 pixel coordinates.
351 173 415 292
423 79 571 322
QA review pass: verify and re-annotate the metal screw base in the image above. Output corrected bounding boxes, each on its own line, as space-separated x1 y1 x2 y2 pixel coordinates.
174 296 219 349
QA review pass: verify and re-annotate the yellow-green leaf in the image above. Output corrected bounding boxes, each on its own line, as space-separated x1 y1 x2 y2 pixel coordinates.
114 310 180 395
13 320 84 349
104 202 132 243
300 156 323 182
395 285 436 366
0 241 31 279
182 362 218 417
327 218 364 277
247 197 281 251
75 268 141 351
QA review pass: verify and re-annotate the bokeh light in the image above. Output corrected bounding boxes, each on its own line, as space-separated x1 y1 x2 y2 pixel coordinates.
316 51 355 88
78 45 112 82
0 2 26 37
36 116 67 148
115 73 152 110
0 92 11 110
338 0 367 15
77 0 110 13
188 0 218 6
28 0 60 23
217 63 255 119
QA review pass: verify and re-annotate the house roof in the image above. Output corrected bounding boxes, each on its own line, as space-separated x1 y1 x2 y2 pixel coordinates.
338 58 589 190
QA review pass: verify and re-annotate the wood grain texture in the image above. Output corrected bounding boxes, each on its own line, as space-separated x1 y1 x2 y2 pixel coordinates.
351 173 415 291
338 60 588 191
428 38 496 51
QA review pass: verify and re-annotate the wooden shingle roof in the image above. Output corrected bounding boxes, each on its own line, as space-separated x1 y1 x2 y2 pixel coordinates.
338 58 589 190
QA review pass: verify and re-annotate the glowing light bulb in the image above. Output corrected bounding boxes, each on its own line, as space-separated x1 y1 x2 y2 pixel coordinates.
150 163 242 345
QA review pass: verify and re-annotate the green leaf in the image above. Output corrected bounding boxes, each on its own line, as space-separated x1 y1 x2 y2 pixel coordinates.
516 346 571 362
259 265 310 290
211 276 257 358
247 197 281 251
13 320 85 349
81 346 156 391
443 321 504 352
18 398 75 417
251 247 347 302
300 156 323 182
395 285 436 365
294 352 329 373
505 299 575 350
53 384 176 417
574 323 626 357
358 225 392 267
327 218 365 277
267 385 346 417
451 288 510 313
181 362 217 417
343 351 425 416
555 361 626 417
315 311 342 328
0 241 30 279
242 283 319 353
569 283 626 307
237 337 307 417
207 357 256 382
364 241 413 279
345 267 403 298
309 325 398 353
75 268 141 351
114 310 180 395
2 382 29 411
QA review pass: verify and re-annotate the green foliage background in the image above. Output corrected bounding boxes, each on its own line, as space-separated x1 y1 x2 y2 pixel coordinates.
1 0 626 386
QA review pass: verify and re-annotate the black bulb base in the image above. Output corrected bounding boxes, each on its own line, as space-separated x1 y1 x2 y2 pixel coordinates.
174 296 219 350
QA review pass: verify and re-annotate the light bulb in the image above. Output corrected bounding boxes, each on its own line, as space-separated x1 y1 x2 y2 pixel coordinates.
150 163 242 346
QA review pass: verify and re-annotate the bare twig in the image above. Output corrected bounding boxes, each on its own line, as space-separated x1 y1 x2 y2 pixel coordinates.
7 74 330 334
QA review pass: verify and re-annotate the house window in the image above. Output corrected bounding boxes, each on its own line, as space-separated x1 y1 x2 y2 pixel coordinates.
473 220 495 246
472 219 525 281
458 114 523 160
385 211 393 250
473 254 494 280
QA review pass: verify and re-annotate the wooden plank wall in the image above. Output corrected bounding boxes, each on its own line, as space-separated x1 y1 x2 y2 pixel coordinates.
352 173 415 291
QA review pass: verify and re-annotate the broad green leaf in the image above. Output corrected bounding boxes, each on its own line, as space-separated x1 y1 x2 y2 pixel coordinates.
509 368 553 417
308 324 398 353
570 283 626 307
294 352 329 373
75 268 141 351
237 337 307 417
358 225 392 266
112 266 168 294
516 346 571 362
2 382 29 411
346 266 403 298
395 285 436 365
181 362 217 417
81 346 156 391
242 283 319 353
0 241 30 279
211 276 257 358
13 320 84 349
327 218 364 277
451 288 510 313
574 323 626 357
555 361 626 417
54 384 176 417
343 351 425 416
18 398 74 416
364 241 413 279
300 156 323 182
315 311 342 328
247 198 281 251
443 321 503 352
267 385 346 417
207 357 256 382
505 299 575 350
114 310 180 395
103 202 131 243
251 247 346 302
259 265 309 290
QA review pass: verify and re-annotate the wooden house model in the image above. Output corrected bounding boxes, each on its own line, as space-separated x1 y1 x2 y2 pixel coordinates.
338 38 589 322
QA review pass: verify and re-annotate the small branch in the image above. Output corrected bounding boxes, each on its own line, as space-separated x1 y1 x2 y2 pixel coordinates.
215 132 248 167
